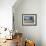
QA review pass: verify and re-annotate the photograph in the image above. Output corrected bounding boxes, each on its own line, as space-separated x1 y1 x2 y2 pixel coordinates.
22 14 37 26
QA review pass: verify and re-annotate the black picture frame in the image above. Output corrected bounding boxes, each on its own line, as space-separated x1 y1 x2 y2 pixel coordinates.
22 14 37 26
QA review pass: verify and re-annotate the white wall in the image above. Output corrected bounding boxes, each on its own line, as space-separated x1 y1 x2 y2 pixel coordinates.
41 0 46 46
13 0 41 46
0 0 16 30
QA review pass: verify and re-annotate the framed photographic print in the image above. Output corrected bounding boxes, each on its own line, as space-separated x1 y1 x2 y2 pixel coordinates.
22 14 37 26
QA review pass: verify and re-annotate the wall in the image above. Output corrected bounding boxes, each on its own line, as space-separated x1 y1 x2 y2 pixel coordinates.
0 0 17 39
13 0 41 46
41 0 46 46
0 0 16 30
